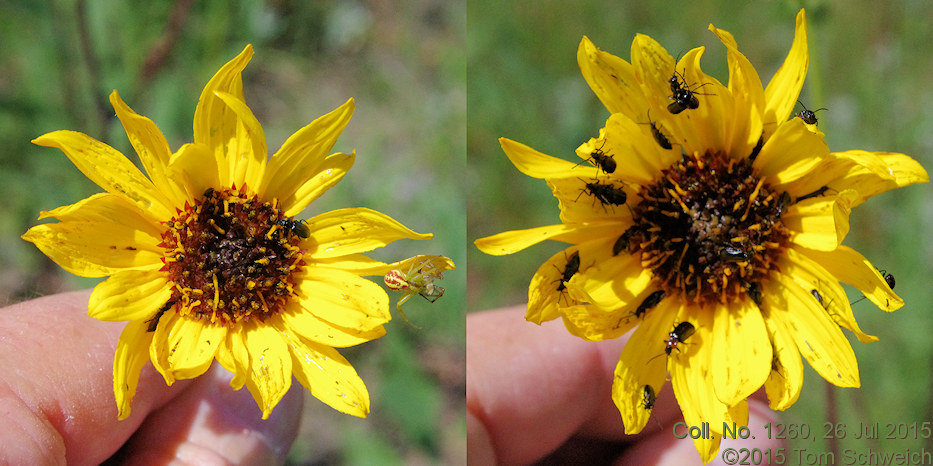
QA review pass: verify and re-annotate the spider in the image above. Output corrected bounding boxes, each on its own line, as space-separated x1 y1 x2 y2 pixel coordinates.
384 255 452 323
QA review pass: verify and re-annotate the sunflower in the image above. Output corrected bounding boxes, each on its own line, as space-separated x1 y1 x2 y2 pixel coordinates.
475 9 926 462
22 44 453 420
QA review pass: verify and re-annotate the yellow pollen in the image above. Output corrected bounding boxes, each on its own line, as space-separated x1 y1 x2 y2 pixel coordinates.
212 274 220 310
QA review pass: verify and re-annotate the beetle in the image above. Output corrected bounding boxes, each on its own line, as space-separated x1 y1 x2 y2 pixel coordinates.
278 217 310 239
555 251 581 292
664 321 696 355
147 300 176 332
645 111 673 150
747 282 763 307
642 384 656 410
667 70 710 114
636 290 666 318
578 142 617 175
796 186 832 203
583 181 627 207
795 100 827 125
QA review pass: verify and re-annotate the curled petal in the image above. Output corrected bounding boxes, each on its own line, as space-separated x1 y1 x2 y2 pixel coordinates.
499 137 579 179
764 9 808 128
577 36 648 120
761 313 804 411
114 319 154 420
263 98 355 214
89 266 172 321
801 245 901 313
612 298 677 435
32 131 173 220
784 189 858 251
304 207 431 258
770 266 860 387
194 44 253 183
213 91 268 189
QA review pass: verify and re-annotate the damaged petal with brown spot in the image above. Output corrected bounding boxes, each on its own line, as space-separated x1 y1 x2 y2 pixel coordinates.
159 186 306 325
619 151 790 306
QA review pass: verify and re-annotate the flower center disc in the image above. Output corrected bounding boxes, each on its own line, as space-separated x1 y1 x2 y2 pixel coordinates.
621 151 789 306
159 187 305 325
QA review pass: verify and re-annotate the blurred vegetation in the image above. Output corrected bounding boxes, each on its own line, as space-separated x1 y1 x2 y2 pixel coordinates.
0 0 464 464
468 0 933 459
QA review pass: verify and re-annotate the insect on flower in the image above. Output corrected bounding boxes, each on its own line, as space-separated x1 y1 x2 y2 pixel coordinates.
555 251 581 292
581 180 627 207
667 70 709 114
664 321 695 355
577 141 617 175
636 290 666 318
642 384 656 410
384 255 454 321
277 217 310 238
795 100 827 125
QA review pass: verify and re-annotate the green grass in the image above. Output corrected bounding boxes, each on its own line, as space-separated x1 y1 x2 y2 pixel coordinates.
468 0 933 459
0 1 464 463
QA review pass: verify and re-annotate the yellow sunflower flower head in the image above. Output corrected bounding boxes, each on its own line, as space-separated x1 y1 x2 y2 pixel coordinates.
475 9 926 463
22 44 454 421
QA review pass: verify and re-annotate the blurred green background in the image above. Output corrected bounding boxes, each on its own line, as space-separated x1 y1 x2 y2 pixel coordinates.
468 0 933 459
0 0 464 464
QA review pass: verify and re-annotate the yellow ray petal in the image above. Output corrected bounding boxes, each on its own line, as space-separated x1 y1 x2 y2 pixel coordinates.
110 90 186 208
577 36 648 120
546 176 635 224
826 150 929 206
241 320 293 419
527 247 585 325
113 319 154 420
612 298 677 435
217 326 250 390
579 113 677 185
499 137 579 179
22 221 163 278
193 45 253 186
669 306 729 464
32 131 173 220
761 311 804 411
770 267 860 387
152 312 226 380
166 142 220 200
764 9 808 128
474 221 619 256
802 245 901 313
753 118 828 186
262 98 355 213
709 23 766 160
37 192 163 235
281 306 386 348
630 33 676 118
296 266 391 330
212 91 268 190
569 250 653 312
783 189 858 251
712 300 771 406
89 266 172 321
675 47 732 154
790 247 881 342
277 324 370 417
304 207 431 258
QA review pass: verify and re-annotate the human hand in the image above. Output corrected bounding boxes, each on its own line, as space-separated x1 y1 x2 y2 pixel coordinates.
0 290 302 465
467 306 785 465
